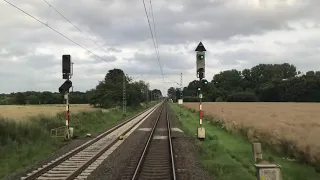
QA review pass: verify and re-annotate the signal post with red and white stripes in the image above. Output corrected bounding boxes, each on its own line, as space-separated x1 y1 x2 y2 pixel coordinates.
60 54 73 140
65 92 70 139
195 42 206 139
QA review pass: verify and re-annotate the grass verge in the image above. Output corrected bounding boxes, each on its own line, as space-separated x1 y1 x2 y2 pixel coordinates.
170 103 320 180
0 101 158 179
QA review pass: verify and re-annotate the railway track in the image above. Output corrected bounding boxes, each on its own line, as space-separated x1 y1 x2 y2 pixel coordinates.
21 102 163 180
121 103 176 180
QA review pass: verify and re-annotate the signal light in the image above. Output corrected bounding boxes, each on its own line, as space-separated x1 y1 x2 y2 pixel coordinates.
197 54 204 60
62 55 71 74
197 87 201 91
195 42 206 79
202 79 208 85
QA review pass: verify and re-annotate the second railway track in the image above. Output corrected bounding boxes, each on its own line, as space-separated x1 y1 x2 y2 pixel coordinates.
121 102 176 180
21 102 163 180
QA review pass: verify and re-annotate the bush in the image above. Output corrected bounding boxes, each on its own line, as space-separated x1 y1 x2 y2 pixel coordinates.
183 96 199 102
226 92 258 102
259 86 281 102
215 97 224 102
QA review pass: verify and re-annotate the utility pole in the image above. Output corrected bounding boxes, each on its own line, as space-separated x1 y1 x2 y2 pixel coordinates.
195 42 206 139
163 87 165 101
180 73 183 117
123 73 126 117
146 88 148 104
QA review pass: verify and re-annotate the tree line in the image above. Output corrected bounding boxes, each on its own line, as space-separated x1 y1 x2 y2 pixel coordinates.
0 91 79 105
0 68 162 107
168 63 320 102
87 68 162 108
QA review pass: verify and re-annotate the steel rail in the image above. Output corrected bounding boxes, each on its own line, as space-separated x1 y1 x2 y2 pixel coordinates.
131 103 176 180
22 102 162 180
167 109 177 180
65 102 164 180
131 103 165 180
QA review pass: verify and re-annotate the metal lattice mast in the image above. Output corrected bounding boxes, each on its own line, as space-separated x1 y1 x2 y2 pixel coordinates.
180 73 183 99
180 73 183 116
123 73 126 117
146 88 149 103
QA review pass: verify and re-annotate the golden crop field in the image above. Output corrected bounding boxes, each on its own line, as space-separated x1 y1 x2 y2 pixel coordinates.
184 102 320 163
0 104 101 120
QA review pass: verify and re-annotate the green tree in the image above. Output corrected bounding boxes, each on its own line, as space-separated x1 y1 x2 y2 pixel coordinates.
26 95 40 104
40 91 54 104
15 92 26 105
212 69 242 93
167 87 176 100
88 68 150 108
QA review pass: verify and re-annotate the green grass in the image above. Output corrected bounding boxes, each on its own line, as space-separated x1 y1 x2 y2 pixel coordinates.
0 102 157 179
170 104 320 180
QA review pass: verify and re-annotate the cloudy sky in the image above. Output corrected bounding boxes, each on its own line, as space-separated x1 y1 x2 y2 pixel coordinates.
1 0 320 95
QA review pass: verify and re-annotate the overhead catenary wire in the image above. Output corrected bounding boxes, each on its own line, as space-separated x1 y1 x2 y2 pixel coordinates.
164 76 180 86
5 0 168 92
150 0 170 84
129 74 144 82
43 0 161 84
142 0 164 80
149 0 183 87
3 0 115 68
149 0 159 50
42 0 117 62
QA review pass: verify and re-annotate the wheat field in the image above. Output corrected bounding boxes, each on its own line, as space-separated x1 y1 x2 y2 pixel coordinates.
184 102 320 163
0 104 100 120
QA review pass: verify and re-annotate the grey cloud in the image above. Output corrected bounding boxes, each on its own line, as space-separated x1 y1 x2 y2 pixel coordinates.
4 0 312 48
83 61 185 77
107 47 122 53
90 54 117 63
215 50 274 66
127 51 193 70
31 0 308 47
1 0 320 94
23 54 58 69
214 41 320 72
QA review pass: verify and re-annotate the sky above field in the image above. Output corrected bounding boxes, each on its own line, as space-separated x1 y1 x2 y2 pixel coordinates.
1 0 320 94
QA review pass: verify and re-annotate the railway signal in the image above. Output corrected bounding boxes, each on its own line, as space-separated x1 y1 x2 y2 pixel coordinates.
195 42 206 139
60 54 74 140
59 79 72 94
196 42 206 79
62 55 71 79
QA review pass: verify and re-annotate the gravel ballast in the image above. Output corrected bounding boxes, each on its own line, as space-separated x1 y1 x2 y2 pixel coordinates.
168 105 213 180
86 105 162 180
87 103 213 180
4 136 94 180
